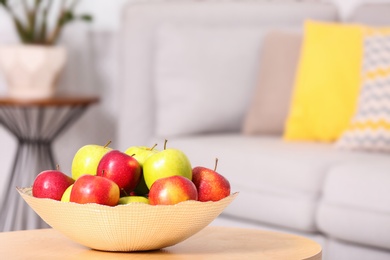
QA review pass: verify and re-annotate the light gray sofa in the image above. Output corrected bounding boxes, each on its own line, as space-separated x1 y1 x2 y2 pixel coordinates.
117 1 390 259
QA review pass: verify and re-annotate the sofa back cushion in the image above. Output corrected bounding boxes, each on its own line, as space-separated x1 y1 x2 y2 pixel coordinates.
117 1 338 147
242 30 302 136
155 24 267 137
348 3 390 25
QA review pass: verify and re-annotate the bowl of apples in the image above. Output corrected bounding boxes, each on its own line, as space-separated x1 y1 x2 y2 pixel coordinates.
18 141 237 252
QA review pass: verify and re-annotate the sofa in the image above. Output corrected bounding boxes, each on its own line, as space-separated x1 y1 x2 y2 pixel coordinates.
117 1 390 259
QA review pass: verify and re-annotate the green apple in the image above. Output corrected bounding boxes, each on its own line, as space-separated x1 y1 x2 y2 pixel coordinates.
124 144 159 166
124 144 159 195
118 196 149 204
143 140 192 189
71 142 112 180
60 184 74 202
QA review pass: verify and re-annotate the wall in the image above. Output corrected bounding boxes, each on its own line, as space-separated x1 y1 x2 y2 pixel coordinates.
0 0 389 198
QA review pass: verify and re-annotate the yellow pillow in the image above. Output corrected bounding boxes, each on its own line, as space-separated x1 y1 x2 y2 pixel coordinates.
283 20 364 142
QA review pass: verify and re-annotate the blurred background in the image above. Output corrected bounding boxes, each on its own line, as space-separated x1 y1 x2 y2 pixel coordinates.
0 0 390 259
0 0 390 221
0 0 388 210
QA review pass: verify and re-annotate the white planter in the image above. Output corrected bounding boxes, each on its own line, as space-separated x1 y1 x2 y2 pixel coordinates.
0 45 66 99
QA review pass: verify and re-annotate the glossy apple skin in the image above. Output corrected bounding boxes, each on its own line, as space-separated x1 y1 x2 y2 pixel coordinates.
96 150 141 194
32 170 75 201
124 146 159 195
70 175 120 206
149 175 198 205
192 167 231 202
143 149 192 189
124 146 159 166
61 184 74 202
118 196 149 204
71 144 112 180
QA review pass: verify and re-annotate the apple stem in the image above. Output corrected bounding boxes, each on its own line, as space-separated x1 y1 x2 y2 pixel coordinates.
121 189 129 197
214 158 219 172
104 140 112 148
164 139 168 150
56 164 60 171
149 143 158 151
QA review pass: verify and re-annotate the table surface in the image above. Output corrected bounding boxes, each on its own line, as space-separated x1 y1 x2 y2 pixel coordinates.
0 226 322 260
0 94 99 106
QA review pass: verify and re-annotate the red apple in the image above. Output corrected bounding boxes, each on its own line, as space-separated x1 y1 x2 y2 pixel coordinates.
70 175 120 206
192 159 230 202
32 169 75 201
149 175 198 205
96 150 141 195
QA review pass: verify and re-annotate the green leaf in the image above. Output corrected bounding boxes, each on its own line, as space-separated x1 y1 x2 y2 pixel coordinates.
79 14 93 22
59 11 75 26
0 0 8 6
13 18 30 43
37 18 47 44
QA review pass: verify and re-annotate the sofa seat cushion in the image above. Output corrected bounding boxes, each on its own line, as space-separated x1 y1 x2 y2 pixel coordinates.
325 238 390 260
317 161 390 250
156 134 371 232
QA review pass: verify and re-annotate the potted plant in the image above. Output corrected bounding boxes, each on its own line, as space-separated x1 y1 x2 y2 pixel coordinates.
0 0 92 99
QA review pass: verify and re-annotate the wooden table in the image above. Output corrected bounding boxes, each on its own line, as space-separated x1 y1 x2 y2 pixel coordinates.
0 227 322 259
0 95 99 232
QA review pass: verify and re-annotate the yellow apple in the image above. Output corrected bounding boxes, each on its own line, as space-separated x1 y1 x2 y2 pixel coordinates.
60 184 74 202
118 196 149 204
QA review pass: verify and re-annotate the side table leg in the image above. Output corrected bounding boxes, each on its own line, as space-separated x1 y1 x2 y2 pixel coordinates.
0 140 56 232
0 104 93 231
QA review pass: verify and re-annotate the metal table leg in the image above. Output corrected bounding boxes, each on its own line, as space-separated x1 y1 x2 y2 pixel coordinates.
0 105 88 232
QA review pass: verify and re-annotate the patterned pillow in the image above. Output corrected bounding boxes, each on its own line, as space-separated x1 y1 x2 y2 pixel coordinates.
336 27 390 152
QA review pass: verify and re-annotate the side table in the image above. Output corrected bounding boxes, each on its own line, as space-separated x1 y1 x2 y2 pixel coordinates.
0 95 99 232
